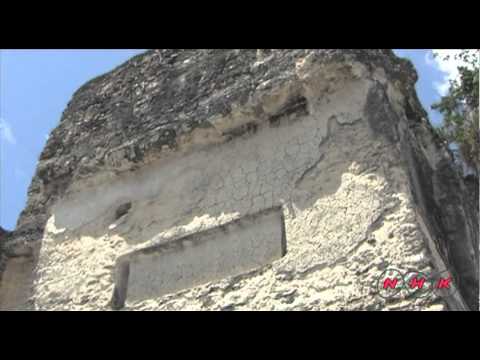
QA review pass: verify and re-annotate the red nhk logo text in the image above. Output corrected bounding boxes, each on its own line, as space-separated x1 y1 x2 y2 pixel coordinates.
376 268 457 300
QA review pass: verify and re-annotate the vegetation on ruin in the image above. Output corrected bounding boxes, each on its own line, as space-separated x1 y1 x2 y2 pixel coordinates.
432 50 479 175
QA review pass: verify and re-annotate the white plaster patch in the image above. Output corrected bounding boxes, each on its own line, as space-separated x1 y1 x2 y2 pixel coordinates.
116 208 286 305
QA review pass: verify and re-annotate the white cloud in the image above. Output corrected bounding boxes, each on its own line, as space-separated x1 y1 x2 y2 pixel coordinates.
0 118 16 145
425 49 478 96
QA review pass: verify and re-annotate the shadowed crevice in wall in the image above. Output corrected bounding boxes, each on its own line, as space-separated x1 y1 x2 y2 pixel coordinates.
110 260 130 310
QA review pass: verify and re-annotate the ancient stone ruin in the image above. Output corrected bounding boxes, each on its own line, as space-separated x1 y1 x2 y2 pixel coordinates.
0 50 478 311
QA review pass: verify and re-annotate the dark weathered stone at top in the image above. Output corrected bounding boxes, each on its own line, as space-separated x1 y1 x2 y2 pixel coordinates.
4 49 478 310
35 50 418 197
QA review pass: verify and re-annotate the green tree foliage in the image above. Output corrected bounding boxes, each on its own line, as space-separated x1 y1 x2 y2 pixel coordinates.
431 50 479 174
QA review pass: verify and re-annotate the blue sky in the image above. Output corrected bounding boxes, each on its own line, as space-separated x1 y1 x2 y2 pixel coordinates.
0 49 459 230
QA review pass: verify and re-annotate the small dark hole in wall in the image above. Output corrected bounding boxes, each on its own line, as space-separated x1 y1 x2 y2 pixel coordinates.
223 121 258 139
269 96 309 127
115 202 132 220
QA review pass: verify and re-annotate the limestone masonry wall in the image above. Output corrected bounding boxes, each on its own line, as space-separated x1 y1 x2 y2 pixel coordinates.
0 50 477 311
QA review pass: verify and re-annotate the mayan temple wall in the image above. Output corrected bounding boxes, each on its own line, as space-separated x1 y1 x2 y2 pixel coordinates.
0 50 478 311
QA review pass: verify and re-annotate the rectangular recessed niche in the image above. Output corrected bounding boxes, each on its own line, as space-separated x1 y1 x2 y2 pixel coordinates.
110 207 287 309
